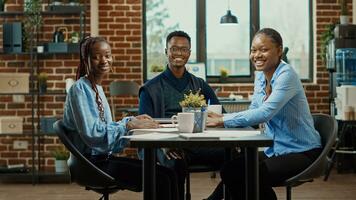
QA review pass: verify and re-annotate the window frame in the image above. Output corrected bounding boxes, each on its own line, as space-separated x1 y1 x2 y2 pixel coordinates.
142 0 314 83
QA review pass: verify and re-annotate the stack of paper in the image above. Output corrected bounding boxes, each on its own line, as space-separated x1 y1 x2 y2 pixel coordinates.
121 133 179 140
129 127 178 135
179 130 261 140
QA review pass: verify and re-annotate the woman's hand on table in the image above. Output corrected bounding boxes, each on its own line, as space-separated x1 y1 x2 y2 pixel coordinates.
135 114 154 121
127 115 159 130
207 112 225 127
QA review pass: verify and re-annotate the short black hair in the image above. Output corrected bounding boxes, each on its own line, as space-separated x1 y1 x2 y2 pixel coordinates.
166 30 191 47
255 28 283 47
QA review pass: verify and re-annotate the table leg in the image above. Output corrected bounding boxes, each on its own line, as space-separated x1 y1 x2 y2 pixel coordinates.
143 148 156 200
245 147 259 200
223 148 232 199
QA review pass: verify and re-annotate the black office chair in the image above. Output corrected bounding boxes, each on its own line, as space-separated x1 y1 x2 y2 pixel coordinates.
275 113 337 200
53 120 139 200
109 80 140 120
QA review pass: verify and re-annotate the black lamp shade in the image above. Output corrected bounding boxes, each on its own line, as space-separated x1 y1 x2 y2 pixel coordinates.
220 10 238 24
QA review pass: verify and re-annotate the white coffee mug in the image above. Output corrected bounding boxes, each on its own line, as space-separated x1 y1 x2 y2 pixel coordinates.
65 78 75 93
171 113 195 133
208 104 222 114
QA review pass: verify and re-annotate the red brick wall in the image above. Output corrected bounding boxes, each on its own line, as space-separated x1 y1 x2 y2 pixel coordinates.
0 0 350 171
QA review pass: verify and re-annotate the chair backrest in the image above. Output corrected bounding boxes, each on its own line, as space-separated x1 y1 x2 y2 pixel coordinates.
109 81 140 96
109 81 140 119
53 120 117 188
284 113 337 184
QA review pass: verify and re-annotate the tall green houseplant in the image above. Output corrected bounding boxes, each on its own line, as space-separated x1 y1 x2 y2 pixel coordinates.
23 0 43 52
320 23 336 64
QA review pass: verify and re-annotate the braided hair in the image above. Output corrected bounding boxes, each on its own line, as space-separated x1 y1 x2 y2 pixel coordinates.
254 28 283 61
76 36 109 122
255 28 283 48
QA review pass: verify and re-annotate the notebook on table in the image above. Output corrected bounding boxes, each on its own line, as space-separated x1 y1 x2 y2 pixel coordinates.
179 130 261 140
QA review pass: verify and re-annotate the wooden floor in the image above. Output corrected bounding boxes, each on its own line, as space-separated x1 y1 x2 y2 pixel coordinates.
0 170 355 200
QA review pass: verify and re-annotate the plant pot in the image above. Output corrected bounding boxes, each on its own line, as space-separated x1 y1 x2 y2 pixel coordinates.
39 84 47 94
219 76 228 83
55 159 68 173
340 15 348 24
182 107 207 132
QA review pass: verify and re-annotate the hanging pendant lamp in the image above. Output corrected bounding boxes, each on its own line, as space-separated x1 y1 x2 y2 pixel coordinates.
220 0 238 24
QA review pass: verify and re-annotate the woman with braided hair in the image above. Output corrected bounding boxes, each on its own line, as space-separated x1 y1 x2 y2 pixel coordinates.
63 36 180 200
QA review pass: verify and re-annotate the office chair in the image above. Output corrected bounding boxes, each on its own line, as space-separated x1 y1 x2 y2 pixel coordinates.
109 80 140 120
275 113 337 200
53 120 139 200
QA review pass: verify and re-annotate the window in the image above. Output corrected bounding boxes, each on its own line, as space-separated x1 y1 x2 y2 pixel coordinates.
144 0 196 80
260 0 312 80
206 0 250 77
143 0 313 82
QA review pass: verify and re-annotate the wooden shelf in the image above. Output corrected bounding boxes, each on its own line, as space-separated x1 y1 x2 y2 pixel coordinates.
0 90 66 96
0 6 84 16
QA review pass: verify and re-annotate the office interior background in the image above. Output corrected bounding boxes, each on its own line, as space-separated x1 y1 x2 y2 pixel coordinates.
0 0 356 199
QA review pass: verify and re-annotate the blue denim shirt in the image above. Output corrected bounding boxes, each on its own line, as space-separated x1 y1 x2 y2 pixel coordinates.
63 77 132 155
224 62 321 157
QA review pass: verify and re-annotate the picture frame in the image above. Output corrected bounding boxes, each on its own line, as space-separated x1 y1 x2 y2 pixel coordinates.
186 62 206 81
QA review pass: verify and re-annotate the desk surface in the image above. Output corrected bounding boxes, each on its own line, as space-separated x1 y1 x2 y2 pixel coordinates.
129 131 272 148
130 128 273 200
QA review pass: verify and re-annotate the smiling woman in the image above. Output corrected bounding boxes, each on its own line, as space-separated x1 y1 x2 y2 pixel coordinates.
250 28 283 81
62 36 181 200
206 28 322 200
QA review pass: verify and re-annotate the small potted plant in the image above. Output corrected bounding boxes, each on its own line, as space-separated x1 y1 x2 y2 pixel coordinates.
38 72 48 94
340 0 348 24
179 89 207 112
23 0 43 52
219 67 229 83
51 147 69 173
179 89 207 132
0 0 7 12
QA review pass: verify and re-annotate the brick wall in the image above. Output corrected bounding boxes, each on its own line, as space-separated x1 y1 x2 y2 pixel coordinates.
0 0 350 172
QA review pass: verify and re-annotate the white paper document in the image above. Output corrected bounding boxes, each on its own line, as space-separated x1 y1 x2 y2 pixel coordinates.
129 128 178 135
121 133 179 140
179 130 261 140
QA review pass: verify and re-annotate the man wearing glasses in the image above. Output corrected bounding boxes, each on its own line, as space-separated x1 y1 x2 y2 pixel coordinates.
139 30 224 200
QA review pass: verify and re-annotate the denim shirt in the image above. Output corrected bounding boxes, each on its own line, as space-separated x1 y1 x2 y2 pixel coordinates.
224 62 321 157
63 77 132 156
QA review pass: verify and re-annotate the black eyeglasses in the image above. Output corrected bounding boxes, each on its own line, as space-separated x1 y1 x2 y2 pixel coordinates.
169 46 191 55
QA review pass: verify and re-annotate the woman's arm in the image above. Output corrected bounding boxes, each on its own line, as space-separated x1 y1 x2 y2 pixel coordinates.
224 70 298 127
68 84 128 154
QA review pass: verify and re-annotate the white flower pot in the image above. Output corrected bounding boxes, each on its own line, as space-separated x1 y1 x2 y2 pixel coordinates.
340 15 348 24
55 160 68 173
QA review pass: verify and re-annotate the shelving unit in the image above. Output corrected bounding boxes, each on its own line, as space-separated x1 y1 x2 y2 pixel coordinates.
0 3 86 183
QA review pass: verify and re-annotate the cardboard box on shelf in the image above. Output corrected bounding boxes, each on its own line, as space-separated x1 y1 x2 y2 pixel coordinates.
0 73 30 93
0 117 23 134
